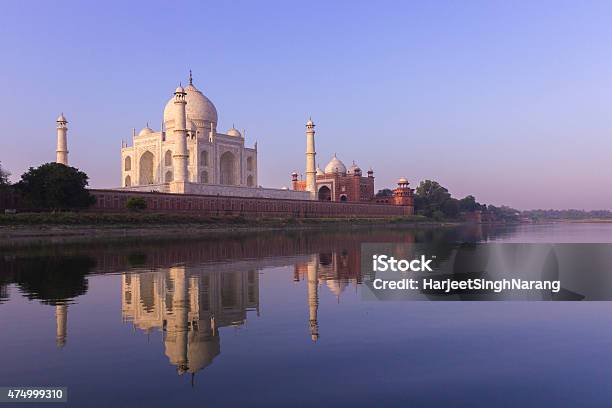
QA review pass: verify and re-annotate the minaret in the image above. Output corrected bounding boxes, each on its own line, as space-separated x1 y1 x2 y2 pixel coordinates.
55 304 67 348
307 256 319 342
173 85 188 185
56 114 68 165
305 118 316 194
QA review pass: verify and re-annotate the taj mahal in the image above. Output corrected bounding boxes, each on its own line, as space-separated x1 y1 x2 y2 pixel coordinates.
121 72 258 191
52 72 415 214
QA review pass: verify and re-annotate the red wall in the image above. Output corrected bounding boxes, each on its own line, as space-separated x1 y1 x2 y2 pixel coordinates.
89 189 413 218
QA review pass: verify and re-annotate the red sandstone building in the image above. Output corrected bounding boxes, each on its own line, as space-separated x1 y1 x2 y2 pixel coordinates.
291 151 414 213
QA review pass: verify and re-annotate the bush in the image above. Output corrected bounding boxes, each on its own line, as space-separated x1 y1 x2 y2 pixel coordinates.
126 197 147 212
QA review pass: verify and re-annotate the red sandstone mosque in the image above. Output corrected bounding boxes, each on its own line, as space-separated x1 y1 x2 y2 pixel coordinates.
291 118 414 208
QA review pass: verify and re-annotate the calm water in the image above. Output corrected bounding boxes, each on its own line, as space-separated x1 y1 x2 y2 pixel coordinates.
2 223 612 407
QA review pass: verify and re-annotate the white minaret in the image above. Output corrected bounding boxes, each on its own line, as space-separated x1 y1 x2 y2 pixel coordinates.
56 113 68 165
173 85 188 184
305 118 316 194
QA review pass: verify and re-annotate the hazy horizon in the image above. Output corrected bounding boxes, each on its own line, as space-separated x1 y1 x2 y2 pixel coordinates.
1 1 611 210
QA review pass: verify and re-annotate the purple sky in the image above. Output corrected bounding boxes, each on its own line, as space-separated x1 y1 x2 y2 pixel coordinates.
1 1 611 210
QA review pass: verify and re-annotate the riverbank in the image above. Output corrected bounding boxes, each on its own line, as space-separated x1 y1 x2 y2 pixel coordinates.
0 212 457 248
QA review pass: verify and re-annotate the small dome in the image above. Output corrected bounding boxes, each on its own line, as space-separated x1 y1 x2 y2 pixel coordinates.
324 154 346 175
175 85 185 94
316 166 324 176
347 161 361 175
56 113 67 122
227 127 241 137
138 126 154 137
398 177 409 185
306 117 315 127
281 186 288 190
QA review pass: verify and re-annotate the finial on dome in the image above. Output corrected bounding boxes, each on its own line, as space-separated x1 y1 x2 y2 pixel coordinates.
189 70 193 85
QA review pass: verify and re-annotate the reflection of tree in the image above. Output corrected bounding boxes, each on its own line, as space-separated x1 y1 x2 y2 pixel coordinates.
0 255 95 348
7 256 94 304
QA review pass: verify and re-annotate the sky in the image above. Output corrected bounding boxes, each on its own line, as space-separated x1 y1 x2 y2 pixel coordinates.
1 0 611 210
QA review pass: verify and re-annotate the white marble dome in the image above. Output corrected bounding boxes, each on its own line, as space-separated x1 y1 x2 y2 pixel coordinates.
227 127 241 137
138 125 154 137
398 177 409 185
163 83 218 126
324 154 347 174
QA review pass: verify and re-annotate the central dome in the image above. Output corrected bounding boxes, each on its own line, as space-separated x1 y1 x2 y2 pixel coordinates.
163 82 218 126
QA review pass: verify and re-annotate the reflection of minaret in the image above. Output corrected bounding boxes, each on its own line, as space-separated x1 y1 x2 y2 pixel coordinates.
122 266 258 379
307 256 319 342
55 304 67 348
169 266 189 374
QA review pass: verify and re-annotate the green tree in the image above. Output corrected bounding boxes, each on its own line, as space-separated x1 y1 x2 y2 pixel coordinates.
414 180 452 218
441 197 460 218
486 205 520 223
126 197 147 212
375 188 394 197
0 162 10 187
16 163 95 210
458 195 478 212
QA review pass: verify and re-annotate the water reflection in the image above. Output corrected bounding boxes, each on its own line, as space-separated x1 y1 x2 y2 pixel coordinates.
121 266 258 380
0 225 509 375
4 224 612 406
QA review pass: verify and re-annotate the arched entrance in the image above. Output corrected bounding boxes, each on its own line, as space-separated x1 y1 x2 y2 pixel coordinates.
124 175 131 187
220 151 236 185
340 194 347 202
165 171 173 182
139 151 155 185
247 175 254 187
318 186 331 201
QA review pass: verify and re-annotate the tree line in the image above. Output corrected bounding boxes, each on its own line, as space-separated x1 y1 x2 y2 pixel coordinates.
377 179 521 222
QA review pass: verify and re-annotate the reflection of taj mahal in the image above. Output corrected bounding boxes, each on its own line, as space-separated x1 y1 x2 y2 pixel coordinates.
121 266 259 377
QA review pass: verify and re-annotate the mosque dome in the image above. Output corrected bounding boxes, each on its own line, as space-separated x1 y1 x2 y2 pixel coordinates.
138 125 154 137
164 82 218 126
347 161 360 175
324 154 346 175
398 177 409 185
227 127 241 137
